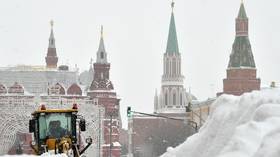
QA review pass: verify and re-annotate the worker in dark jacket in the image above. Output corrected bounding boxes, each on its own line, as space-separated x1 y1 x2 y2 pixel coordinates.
49 120 66 138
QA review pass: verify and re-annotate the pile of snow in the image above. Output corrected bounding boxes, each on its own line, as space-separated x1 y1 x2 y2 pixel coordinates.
162 88 280 157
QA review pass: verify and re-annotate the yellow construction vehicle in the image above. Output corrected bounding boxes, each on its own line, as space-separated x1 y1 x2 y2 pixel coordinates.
29 104 92 157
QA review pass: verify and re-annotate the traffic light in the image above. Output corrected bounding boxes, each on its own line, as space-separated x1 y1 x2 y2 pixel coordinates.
127 106 132 117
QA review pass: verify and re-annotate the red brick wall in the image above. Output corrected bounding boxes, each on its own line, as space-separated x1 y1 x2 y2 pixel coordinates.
46 48 58 68
226 69 256 79
221 68 260 96
88 91 121 157
102 146 121 157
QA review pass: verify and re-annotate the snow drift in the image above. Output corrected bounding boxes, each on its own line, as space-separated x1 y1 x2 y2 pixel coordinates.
162 88 280 157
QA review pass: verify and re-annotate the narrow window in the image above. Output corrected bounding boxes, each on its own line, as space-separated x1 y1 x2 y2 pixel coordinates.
166 60 169 75
173 93 176 105
165 92 168 106
172 59 176 76
180 93 182 106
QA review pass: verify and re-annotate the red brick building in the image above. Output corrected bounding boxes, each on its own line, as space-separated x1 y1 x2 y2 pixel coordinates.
218 2 261 96
131 114 194 157
87 26 122 157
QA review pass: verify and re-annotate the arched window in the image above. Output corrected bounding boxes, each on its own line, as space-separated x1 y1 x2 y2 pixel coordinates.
172 58 176 76
173 93 176 105
101 52 104 59
165 92 168 106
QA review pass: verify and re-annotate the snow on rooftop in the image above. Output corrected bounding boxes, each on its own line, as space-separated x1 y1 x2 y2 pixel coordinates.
162 88 280 157
0 65 78 72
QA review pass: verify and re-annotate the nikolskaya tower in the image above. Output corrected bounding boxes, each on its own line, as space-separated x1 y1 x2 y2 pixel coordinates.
154 1 196 114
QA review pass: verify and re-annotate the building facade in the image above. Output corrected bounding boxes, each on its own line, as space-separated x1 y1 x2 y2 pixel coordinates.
0 81 104 156
218 2 261 96
0 22 78 95
87 27 122 157
0 23 108 156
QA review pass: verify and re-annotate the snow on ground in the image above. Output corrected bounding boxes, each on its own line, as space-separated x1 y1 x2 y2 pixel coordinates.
162 88 280 157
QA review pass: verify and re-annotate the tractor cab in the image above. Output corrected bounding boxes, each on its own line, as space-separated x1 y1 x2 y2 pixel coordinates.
29 104 92 157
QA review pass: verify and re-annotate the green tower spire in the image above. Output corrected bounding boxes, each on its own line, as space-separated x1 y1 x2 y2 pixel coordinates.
166 1 179 54
228 2 255 68
238 2 247 19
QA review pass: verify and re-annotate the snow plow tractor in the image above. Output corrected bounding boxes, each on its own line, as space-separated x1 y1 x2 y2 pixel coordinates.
29 104 92 157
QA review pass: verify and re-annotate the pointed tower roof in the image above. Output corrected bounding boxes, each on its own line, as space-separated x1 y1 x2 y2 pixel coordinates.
238 2 247 19
96 26 108 64
45 20 58 68
49 20 56 48
228 2 255 69
228 36 255 68
98 26 106 52
166 1 179 54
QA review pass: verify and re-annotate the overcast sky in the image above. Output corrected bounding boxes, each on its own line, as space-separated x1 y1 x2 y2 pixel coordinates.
0 0 280 126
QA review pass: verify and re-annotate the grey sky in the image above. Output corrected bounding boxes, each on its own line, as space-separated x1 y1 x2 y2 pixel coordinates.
0 0 280 125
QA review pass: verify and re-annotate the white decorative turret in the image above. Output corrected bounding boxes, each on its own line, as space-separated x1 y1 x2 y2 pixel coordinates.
156 1 195 113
